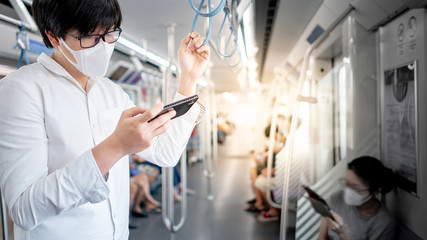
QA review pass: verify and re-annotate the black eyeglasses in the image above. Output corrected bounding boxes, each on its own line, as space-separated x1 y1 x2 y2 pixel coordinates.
67 28 122 48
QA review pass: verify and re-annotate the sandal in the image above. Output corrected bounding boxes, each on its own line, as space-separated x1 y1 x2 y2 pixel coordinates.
246 198 256 204
244 204 265 213
258 212 279 222
145 206 162 214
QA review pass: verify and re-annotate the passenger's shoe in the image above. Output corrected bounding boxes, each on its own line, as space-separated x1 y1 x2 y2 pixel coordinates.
246 198 256 204
128 224 138 229
245 204 266 213
132 210 148 218
257 212 279 222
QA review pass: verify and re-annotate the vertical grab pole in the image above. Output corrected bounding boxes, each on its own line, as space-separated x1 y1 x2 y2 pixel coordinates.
1 190 9 240
201 7 217 200
204 84 217 201
202 70 216 200
161 23 188 239
211 85 218 186
265 78 284 209
279 6 354 240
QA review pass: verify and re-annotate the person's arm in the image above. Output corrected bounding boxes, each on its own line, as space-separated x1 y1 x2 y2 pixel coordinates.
177 32 210 97
134 32 209 166
0 80 174 230
92 102 175 174
319 217 330 240
0 81 111 230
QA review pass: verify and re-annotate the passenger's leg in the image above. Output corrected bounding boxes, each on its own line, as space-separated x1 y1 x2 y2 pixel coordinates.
134 173 160 207
129 182 138 208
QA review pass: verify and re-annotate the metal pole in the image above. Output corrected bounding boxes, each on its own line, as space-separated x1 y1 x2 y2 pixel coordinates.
8 0 38 32
161 24 188 239
1 190 9 240
265 78 283 209
279 6 354 240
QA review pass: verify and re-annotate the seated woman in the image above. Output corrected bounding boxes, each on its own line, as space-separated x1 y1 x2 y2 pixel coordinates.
130 154 162 214
319 156 396 240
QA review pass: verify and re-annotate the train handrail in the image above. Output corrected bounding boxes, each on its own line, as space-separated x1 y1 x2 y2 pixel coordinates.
279 5 355 240
189 0 226 45
1 190 9 240
265 78 284 209
202 84 217 200
265 61 302 209
161 153 188 233
161 24 188 238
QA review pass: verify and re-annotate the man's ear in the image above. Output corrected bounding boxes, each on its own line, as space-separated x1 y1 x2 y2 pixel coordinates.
46 31 60 47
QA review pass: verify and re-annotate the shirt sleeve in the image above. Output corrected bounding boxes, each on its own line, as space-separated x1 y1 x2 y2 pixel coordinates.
124 92 205 167
0 80 109 231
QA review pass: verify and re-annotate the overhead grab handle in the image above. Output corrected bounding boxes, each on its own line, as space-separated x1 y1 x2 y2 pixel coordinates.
215 5 239 58
189 0 226 45
189 0 226 17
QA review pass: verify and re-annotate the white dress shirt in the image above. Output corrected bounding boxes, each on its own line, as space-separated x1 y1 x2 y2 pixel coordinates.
0 53 204 240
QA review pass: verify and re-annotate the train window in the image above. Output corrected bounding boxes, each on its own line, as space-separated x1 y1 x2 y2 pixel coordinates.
312 62 351 177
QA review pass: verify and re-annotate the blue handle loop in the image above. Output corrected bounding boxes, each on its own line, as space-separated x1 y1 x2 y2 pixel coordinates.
215 8 238 58
189 0 226 17
190 0 212 45
224 45 241 68
17 25 30 69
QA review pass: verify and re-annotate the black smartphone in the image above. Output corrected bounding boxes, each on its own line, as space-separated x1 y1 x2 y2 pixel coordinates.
148 95 199 122
303 185 335 221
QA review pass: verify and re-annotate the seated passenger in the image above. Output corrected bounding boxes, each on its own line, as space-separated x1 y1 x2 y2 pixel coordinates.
246 124 284 208
319 156 396 240
130 154 161 215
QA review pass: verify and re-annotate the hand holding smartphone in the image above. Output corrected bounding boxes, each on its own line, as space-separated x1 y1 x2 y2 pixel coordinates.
303 185 335 221
148 95 199 122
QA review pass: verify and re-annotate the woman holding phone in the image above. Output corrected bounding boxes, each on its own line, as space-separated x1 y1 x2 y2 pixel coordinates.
319 156 397 240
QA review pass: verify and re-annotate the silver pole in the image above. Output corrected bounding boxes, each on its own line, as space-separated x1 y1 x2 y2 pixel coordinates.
7 0 38 32
279 6 354 240
1 190 9 240
161 24 188 238
265 78 283 209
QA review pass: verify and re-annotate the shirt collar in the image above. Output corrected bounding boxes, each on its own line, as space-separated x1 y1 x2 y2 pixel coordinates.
37 53 73 78
37 53 100 92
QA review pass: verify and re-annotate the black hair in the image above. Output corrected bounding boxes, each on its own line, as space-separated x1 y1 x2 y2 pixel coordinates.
264 124 279 138
348 156 396 195
32 0 122 48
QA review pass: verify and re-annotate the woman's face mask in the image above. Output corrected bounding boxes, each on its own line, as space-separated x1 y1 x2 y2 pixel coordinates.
59 38 115 78
343 187 372 206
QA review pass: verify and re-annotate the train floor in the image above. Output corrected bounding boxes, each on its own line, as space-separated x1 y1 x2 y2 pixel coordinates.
129 135 282 240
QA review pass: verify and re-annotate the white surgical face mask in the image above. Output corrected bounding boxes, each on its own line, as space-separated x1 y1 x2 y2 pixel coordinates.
59 38 115 78
343 187 372 206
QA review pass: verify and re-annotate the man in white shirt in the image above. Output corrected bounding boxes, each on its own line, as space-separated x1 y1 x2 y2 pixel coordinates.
0 0 210 239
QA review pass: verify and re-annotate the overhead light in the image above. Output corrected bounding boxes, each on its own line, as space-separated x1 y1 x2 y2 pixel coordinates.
146 52 169 67
238 28 248 65
306 70 313 77
242 3 257 57
117 37 169 67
